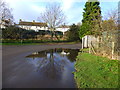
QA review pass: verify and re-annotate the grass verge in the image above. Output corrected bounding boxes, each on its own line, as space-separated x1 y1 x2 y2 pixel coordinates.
1 41 80 45
74 52 119 88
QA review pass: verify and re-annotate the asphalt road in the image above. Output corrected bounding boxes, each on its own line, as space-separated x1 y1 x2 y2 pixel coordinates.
2 43 82 88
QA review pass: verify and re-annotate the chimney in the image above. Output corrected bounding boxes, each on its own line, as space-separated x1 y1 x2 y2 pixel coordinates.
20 19 22 22
33 20 35 22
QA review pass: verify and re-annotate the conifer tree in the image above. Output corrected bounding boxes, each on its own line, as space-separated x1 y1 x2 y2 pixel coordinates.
79 0 101 39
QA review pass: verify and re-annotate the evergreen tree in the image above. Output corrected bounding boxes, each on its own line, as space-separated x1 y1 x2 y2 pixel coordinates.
66 24 80 41
79 0 101 39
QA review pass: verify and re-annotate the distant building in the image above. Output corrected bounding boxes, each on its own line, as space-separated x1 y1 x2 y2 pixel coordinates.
17 19 70 33
0 19 12 28
56 25 70 34
17 19 48 32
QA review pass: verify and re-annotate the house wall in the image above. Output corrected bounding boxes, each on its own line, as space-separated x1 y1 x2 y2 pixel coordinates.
56 28 69 34
0 20 5 28
0 24 5 28
18 25 69 33
18 25 48 32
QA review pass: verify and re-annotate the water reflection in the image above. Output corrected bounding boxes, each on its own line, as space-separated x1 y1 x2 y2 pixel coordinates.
25 48 79 79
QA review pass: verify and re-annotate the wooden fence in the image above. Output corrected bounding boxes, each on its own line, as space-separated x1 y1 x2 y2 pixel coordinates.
82 30 120 60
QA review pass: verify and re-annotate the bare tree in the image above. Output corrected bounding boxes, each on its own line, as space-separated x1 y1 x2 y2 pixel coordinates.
90 8 119 59
92 8 118 36
0 0 14 27
100 8 118 34
103 8 118 24
38 3 66 41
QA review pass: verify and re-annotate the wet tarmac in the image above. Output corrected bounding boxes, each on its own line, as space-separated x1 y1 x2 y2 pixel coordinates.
2 43 81 88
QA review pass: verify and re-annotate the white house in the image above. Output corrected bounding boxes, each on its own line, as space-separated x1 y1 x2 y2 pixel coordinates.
17 19 70 34
0 19 11 28
17 19 48 32
0 21 5 28
56 25 70 34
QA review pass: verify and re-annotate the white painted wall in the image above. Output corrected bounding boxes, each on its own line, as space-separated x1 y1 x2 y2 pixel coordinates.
56 28 69 34
0 20 5 28
18 25 69 33
0 24 5 28
18 25 48 32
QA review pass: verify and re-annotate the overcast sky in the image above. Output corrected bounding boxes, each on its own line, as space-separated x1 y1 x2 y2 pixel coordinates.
5 0 119 25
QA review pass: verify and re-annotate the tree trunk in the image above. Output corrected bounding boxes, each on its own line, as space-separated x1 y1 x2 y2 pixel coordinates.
50 29 54 41
53 31 60 41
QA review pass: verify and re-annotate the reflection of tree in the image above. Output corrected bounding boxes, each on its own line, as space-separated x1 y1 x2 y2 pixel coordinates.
41 50 65 78
26 49 79 79
26 49 68 79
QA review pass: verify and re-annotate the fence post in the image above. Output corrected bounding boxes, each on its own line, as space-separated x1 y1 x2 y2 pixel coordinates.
112 42 115 59
89 42 91 54
96 36 99 53
89 40 92 54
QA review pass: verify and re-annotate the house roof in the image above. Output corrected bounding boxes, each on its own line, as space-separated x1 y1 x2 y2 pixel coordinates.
2 19 10 24
18 20 47 27
57 25 70 28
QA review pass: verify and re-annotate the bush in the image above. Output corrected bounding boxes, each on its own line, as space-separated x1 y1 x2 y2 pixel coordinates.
66 24 80 41
2 26 37 39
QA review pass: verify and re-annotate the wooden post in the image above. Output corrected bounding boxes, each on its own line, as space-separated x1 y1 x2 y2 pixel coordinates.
112 42 115 59
87 35 88 48
89 46 91 54
89 41 91 54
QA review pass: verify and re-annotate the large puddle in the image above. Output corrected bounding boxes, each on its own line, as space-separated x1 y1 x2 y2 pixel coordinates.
25 48 79 88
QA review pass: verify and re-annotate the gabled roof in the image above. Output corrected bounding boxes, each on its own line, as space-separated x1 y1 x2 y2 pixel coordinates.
18 20 47 27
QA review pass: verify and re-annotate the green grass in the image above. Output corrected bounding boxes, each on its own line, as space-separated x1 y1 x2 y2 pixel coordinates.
1 43 43 45
74 52 119 88
80 48 89 53
1 40 80 45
